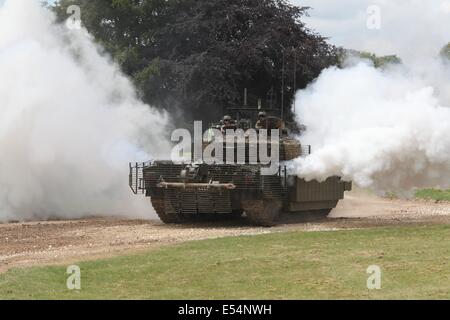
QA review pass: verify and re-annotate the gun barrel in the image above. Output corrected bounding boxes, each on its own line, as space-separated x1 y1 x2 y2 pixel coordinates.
157 182 236 190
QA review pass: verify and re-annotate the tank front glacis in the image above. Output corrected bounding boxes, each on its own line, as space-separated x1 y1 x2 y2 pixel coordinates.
141 161 287 226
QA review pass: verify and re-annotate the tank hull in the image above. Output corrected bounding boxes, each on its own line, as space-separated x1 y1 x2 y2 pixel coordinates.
287 177 352 212
130 161 351 226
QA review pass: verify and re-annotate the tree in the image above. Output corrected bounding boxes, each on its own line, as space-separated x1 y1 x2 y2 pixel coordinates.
338 48 402 68
440 43 450 61
53 0 338 124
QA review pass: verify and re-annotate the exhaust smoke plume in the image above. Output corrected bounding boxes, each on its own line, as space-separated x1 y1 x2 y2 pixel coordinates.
0 0 170 222
293 59 450 194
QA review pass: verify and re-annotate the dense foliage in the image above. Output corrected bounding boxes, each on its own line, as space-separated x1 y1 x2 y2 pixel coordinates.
53 0 339 123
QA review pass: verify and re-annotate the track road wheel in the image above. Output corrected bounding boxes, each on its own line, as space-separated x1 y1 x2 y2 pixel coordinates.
244 200 282 227
150 198 181 224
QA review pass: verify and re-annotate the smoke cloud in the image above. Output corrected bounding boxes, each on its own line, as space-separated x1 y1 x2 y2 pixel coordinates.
0 0 170 222
293 58 450 195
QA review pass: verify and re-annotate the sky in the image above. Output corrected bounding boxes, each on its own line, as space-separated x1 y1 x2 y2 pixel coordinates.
292 0 450 62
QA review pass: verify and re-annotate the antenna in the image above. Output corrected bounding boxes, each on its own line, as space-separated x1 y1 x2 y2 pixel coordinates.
293 51 297 114
281 50 285 120
244 88 248 106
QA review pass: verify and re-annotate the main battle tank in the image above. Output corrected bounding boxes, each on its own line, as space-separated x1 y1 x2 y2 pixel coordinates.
129 106 351 227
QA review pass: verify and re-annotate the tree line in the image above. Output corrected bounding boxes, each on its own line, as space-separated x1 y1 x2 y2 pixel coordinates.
52 0 421 125
53 0 340 124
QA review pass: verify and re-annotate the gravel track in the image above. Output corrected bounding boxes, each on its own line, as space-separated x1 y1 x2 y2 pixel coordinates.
1 189 450 272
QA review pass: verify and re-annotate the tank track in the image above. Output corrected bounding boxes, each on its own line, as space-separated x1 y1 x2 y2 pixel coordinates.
150 198 191 224
243 199 282 227
152 198 244 223
231 209 244 218
294 208 332 222
314 208 332 218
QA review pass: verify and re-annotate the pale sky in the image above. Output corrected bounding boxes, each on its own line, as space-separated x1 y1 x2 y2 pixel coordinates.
292 0 450 62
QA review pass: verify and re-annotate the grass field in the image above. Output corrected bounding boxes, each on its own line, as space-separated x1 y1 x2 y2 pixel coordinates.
416 189 450 201
1 225 450 300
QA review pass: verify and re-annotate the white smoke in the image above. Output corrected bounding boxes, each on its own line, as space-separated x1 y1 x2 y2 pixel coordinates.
0 0 171 222
293 58 450 194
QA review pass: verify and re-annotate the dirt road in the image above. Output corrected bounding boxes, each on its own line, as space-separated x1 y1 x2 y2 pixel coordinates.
1 189 450 272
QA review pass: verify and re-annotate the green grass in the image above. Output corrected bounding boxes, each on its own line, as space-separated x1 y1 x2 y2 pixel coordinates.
1 225 450 300
416 189 450 202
